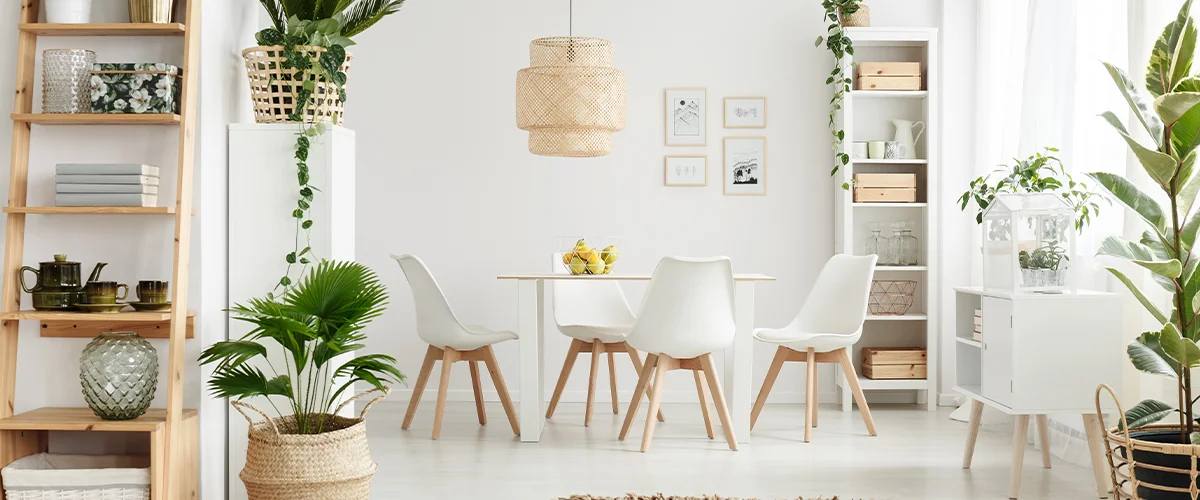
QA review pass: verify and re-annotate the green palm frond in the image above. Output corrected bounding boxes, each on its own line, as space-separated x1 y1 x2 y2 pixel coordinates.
329 353 405 404
281 0 316 21
198 340 267 371
258 0 287 32
286 260 388 339
340 0 406 37
208 365 292 400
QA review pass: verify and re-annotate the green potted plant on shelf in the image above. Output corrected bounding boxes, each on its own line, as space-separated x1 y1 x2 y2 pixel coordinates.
1085 1 1200 497
817 0 861 189
201 260 404 499
959 147 1105 231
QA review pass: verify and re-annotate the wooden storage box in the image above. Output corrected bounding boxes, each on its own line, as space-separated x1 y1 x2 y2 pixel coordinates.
862 347 927 380
857 62 921 77
863 363 927 379
854 187 917 203
857 75 922 91
854 173 916 188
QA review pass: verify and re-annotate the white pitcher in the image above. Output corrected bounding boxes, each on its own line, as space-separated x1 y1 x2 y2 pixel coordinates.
891 119 925 159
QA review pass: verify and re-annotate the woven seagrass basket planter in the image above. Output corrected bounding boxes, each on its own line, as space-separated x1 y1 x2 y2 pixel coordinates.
233 390 386 500
242 45 352 124
840 3 870 27
1098 385 1200 499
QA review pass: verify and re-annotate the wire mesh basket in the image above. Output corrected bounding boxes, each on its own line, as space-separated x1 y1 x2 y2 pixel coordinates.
557 237 622 275
868 280 916 315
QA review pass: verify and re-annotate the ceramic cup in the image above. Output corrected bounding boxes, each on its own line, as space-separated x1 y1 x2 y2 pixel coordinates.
46 0 94 24
136 280 169 303
85 281 127 305
867 141 886 159
884 141 907 159
851 142 869 159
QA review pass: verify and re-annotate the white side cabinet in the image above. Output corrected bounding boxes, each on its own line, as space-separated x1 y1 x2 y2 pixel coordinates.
954 287 1121 499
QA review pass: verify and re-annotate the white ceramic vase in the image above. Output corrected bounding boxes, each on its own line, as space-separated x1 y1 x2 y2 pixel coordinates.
45 0 93 23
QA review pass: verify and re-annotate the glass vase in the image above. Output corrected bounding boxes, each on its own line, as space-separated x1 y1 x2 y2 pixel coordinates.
42 49 96 114
865 226 887 261
80 332 158 420
899 229 919 266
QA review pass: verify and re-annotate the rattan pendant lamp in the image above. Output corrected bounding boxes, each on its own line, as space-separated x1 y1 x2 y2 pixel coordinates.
516 0 626 157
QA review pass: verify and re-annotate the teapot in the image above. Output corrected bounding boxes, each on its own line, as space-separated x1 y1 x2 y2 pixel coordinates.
20 254 107 310
891 119 925 160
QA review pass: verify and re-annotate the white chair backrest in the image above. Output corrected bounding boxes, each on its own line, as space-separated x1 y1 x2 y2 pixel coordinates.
626 256 736 357
551 253 636 328
792 254 878 334
390 254 469 347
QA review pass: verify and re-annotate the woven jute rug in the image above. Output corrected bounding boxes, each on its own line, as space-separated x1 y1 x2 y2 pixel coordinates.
560 495 849 500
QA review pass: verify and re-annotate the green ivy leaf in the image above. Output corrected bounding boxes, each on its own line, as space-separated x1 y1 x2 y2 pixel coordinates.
302 220 313 229
286 252 297 264
292 209 304 218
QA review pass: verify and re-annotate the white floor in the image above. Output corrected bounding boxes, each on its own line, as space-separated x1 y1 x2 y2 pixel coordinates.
365 401 1104 500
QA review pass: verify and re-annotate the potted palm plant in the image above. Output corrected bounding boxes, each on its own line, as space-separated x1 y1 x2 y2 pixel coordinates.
1088 1 1200 498
201 260 404 500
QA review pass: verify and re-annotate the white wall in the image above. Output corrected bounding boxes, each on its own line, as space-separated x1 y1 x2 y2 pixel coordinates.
349 0 942 406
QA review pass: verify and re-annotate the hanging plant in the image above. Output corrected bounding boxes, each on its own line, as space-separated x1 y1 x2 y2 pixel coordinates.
816 0 860 190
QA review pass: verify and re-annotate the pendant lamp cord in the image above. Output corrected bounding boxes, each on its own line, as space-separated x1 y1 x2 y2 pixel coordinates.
569 0 573 36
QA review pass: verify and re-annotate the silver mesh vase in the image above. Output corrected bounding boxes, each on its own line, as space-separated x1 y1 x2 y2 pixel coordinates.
80 332 158 420
42 49 96 114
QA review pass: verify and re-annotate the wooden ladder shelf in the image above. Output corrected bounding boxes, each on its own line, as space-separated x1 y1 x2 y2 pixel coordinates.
0 1 202 499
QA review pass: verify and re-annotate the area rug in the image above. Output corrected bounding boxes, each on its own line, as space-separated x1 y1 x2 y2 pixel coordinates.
560 495 850 500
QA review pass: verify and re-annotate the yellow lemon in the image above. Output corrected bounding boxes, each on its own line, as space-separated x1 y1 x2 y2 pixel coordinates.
569 256 586 275
602 263 613 274
601 245 619 264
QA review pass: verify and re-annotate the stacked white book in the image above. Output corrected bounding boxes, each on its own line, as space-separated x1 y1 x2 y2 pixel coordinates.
55 163 159 207
972 309 983 341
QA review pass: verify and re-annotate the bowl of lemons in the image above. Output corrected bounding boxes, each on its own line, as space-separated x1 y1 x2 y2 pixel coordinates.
560 238 620 275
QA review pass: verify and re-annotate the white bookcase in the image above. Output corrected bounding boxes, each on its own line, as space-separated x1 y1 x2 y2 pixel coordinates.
832 27 939 411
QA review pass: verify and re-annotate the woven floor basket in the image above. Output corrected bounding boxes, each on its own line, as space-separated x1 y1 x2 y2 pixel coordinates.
1097 384 1200 499
233 389 387 500
242 45 352 124
841 4 870 27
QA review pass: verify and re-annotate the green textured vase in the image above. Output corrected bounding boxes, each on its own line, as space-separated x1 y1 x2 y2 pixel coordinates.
79 332 158 420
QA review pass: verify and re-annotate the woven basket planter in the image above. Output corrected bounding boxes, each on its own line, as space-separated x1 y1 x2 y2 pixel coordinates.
1097 384 1200 499
841 3 870 27
233 389 387 500
242 45 352 124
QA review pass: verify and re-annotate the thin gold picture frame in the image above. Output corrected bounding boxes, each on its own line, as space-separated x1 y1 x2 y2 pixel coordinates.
664 155 708 186
724 136 767 196
665 87 707 146
724 96 767 128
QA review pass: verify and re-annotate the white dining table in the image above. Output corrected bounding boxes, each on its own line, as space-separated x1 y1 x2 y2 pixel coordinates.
496 273 776 443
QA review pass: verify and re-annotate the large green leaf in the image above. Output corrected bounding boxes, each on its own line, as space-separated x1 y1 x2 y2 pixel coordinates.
1173 77 1200 156
1147 0 1197 97
1106 62 1165 145
198 340 267 370
1124 399 1175 429
1161 322 1200 368
1100 237 1183 278
1089 172 1169 233
1131 331 1181 375
207 365 293 400
1157 92 1200 129
1180 151 1200 220
1106 267 1170 324
340 0 405 37
1100 111 1179 189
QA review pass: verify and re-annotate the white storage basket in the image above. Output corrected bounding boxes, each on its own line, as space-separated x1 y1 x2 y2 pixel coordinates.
2 453 150 500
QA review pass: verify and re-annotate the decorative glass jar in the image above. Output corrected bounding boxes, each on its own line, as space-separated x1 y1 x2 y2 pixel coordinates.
80 332 158 420
865 224 888 262
898 228 919 266
981 193 1076 293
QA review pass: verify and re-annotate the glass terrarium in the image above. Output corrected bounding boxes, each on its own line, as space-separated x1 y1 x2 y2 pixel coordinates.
982 193 1075 293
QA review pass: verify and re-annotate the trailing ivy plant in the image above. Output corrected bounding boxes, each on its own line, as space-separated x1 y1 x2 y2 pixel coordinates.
816 0 860 190
958 147 1106 232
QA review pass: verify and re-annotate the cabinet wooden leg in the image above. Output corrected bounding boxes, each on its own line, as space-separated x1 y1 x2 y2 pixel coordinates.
1082 413 1112 498
1010 414 1030 499
1035 415 1051 468
962 399 984 469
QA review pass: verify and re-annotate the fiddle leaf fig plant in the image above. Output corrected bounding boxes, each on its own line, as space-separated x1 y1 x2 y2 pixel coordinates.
959 147 1105 232
1087 0 1200 443
816 0 860 190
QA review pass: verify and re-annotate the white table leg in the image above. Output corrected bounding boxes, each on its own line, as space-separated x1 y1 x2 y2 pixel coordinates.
1082 413 1112 498
518 279 545 442
724 282 754 444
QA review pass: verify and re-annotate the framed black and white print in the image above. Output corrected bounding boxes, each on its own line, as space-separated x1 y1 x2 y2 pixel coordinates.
724 137 766 196
664 155 707 186
724 97 766 128
665 88 706 146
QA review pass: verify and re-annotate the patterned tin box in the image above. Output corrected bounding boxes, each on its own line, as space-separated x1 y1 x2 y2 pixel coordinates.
89 63 181 114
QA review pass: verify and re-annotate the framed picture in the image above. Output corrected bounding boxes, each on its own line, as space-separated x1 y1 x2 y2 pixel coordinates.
665 88 706 146
664 155 707 186
724 137 766 196
724 97 766 128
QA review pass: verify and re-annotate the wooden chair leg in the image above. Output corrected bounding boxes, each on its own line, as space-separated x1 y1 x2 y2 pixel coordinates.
608 351 619 414
620 353 657 441
699 353 737 451
1036 414 1052 468
546 339 582 419
812 360 818 428
585 339 602 427
640 355 670 452
402 345 439 430
1011 415 1030 499
432 348 457 439
963 399 984 469
481 345 520 436
469 360 486 425
805 348 816 443
625 346 664 422
694 370 714 439
751 346 788 431
835 347 876 436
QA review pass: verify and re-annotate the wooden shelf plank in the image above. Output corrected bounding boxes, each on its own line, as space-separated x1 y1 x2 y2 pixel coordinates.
12 113 180 125
0 310 194 321
851 90 929 99
5 206 175 215
876 265 929 271
0 407 197 432
18 23 185 36
865 313 928 321
854 202 928 208
42 313 194 339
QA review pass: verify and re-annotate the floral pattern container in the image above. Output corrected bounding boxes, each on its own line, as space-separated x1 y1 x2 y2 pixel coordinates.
89 63 181 114
79 332 158 420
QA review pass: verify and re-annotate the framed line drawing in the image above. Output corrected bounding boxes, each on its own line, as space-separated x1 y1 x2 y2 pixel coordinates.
665 88 706 146
664 155 707 186
724 136 766 196
724 97 766 128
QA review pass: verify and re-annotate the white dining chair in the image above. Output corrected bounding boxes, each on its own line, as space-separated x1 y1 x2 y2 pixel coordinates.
749 254 878 442
546 254 664 426
391 254 520 439
618 256 738 452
